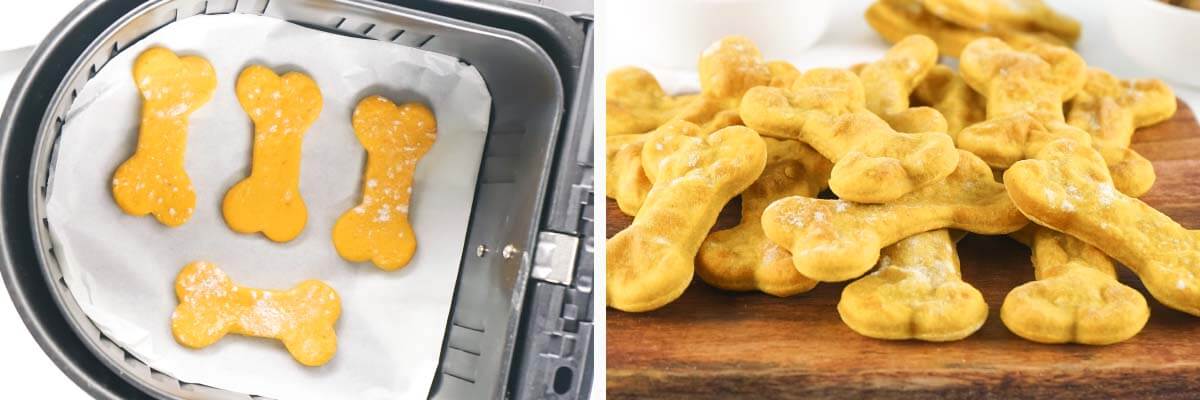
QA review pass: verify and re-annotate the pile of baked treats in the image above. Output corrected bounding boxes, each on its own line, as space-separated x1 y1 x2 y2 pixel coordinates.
605 0 1195 346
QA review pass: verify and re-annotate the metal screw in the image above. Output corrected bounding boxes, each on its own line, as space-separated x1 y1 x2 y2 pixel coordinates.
502 244 519 259
476 244 488 257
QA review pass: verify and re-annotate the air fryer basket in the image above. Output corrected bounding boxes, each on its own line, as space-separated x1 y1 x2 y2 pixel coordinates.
0 0 593 399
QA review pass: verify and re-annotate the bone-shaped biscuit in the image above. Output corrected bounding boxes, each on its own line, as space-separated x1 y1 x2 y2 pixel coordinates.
762 150 1027 282
332 96 436 270
767 60 801 90
606 67 698 136
921 0 1081 44
740 68 958 203
838 229 987 341
605 134 651 216
696 138 832 297
1002 226 1149 345
171 261 340 366
607 126 767 312
858 35 949 134
111 47 216 227
222 66 323 242
913 65 985 138
865 0 1070 58
1066 68 1176 196
1004 139 1200 316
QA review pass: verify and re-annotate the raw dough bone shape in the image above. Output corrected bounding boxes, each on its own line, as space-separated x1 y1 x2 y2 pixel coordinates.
1003 226 1149 345
913 65 985 138
740 67 959 203
858 34 949 134
838 230 987 341
111 47 216 227
762 150 1027 282
1004 139 1200 316
223 66 323 242
921 0 1081 43
333 96 437 271
607 125 767 312
171 261 341 367
864 0 1070 58
696 138 832 297
605 67 698 136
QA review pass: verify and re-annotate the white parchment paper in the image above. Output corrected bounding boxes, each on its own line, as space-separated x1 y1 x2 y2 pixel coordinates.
46 13 490 400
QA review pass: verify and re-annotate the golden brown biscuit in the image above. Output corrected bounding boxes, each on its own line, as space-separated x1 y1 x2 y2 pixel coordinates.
608 125 767 312
858 34 949 133
605 134 651 216
921 0 1081 44
696 138 831 296
605 67 697 136
172 261 340 366
222 66 323 242
865 0 1070 58
912 65 985 138
767 60 801 90
762 150 1027 282
111 47 216 227
838 229 987 341
1002 226 1149 345
740 68 959 203
1004 139 1200 316
1067 68 1176 197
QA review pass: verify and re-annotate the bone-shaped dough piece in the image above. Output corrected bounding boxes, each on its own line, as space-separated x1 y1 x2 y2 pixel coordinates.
696 138 832 297
171 261 341 366
762 150 1027 282
111 47 216 227
858 34 949 134
332 96 436 270
838 229 987 341
864 0 1070 58
740 67 958 203
913 65 985 138
921 0 1081 44
605 134 651 216
606 67 698 136
1002 226 1149 345
1004 139 1200 316
607 126 767 312
222 66 323 242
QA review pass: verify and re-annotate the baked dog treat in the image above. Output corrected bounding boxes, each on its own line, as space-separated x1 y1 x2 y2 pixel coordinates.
696 138 831 297
223 66 323 242
1067 68 1176 197
332 96 436 271
920 0 1080 44
172 261 341 366
1005 139 1200 316
606 134 651 216
112 47 216 227
767 60 801 90
740 68 958 203
865 0 1070 58
858 35 949 134
912 65 985 138
762 150 1027 282
606 67 697 136
640 120 707 184
1003 226 1149 345
838 229 987 341
607 125 767 312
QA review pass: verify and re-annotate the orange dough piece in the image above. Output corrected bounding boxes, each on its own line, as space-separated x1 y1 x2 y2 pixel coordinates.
222 66 323 242
332 96 437 270
171 261 341 366
111 47 216 227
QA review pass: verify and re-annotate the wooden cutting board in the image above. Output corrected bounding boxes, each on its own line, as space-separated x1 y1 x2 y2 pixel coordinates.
606 100 1200 399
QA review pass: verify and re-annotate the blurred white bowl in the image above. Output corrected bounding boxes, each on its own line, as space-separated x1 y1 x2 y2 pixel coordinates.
604 0 831 71
1108 0 1200 88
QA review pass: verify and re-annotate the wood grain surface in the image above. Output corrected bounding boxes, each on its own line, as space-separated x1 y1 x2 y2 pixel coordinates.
605 100 1200 399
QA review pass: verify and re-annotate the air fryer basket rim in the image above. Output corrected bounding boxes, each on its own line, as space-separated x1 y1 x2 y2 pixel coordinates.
0 0 585 399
